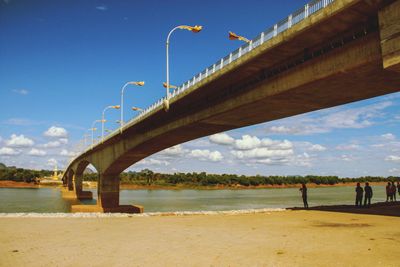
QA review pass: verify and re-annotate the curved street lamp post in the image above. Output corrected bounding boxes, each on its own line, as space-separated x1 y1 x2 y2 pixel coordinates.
120 81 145 130
90 119 103 149
102 105 120 142
164 24 202 111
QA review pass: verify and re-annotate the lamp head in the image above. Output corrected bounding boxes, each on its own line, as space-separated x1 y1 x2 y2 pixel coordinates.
228 31 250 43
229 31 240 40
191 25 202 33
163 82 178 89
129 81 145 86
179 25 203 33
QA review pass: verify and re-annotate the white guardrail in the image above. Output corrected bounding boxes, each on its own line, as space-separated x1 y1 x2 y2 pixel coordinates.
74 0 335 158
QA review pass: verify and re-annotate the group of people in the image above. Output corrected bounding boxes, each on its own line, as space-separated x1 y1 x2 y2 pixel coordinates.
355 182 373 207
386 181 399 202
299 181 400 209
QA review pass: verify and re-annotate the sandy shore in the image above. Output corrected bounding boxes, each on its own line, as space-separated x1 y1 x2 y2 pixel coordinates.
1 210 399 267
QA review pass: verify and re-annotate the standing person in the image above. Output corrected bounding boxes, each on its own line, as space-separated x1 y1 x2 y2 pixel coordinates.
391 182 396 202
397 181 400 197
355 183 363 207
364 182 373 207
386 182 391 202
299 183 308 209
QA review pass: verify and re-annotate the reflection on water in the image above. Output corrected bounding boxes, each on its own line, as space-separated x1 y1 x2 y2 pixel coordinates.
0 186 387 213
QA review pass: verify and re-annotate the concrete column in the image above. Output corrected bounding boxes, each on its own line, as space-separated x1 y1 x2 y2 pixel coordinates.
97 173 120 208
67 172 74 191
378 0 400 73
74 173 93 200
72 172 143 213
62 171 85 199
74 173 82 194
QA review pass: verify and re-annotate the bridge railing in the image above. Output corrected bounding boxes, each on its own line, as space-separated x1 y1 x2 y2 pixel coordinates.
134 0 335 122
74 0 335 158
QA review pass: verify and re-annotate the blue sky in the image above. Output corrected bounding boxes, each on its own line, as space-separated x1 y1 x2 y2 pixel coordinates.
0 0 399 177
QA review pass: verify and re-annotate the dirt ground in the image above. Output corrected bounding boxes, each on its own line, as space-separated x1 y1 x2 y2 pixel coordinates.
1 210 399 267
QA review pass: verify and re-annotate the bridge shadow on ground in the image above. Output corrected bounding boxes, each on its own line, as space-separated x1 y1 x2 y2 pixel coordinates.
289 201 400 217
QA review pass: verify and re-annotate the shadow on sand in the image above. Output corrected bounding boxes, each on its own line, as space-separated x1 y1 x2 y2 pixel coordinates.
289 201 400 217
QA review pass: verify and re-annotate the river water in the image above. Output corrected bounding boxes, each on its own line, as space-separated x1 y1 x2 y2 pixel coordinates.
0 186 388 213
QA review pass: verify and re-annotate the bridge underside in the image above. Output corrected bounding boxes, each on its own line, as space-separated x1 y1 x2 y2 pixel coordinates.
63 0 400 213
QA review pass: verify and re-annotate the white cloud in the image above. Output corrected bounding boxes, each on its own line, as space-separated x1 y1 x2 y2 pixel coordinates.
0 147 20 156
159 145 186 157
47 158 58 167
341 154 354 161
308 144 327 152
266 126 298 135
190 149 223 162
28 148 46 156
265 101 392 135
209 133 235 145
41 141 61 148
389 168 400 174
44 126 68 138
0 136 2 143
12 89 29 95
234 135 261 150
385 155 400 162
382 133 396 140
60 149 77 157
262 139 293 150
292 152 312 167
95 5 108 11
336 144 360 151
4 118 40 126
6 134 34 147
59 138 68 144
137 158 170 166
231 147 294 159
232 135 293 151
370 143 385 148
255 158 285 165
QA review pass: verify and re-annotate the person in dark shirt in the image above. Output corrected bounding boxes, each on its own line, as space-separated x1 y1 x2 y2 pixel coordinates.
386 182 391 202
364 182 373 207
390 182 397 202
397 182 400 197
355 183 363 207
299 183 308 208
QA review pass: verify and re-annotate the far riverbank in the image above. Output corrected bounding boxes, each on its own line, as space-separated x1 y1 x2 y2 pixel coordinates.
0 180 390 190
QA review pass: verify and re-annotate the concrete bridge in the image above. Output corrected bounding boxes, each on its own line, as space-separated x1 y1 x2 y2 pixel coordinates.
62 0 400 213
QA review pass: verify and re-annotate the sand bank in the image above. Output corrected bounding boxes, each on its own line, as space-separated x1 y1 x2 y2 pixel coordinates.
1 209 399 267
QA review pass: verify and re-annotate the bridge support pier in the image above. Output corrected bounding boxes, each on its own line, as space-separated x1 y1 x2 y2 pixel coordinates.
61 173 93 200
71 173 143 213
379 0 400 73
73 173 93 200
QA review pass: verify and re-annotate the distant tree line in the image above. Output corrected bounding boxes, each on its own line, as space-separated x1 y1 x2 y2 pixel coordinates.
1 163 399 186
0 163 52 183
83 168 400 187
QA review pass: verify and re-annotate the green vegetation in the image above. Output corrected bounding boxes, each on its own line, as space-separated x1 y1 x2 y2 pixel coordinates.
83 168 400 187
0 163 6 169
1 163 398 187
0 164 52 183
